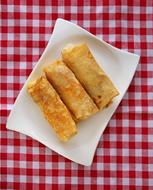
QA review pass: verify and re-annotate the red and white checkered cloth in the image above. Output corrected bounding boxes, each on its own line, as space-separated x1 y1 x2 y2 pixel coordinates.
1 1 153 189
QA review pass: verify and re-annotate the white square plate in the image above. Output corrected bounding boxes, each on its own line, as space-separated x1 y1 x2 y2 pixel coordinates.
7 18 140 166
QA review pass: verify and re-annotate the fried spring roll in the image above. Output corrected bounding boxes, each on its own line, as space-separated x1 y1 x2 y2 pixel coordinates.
62 43 119 109
44 60 98 121
27 76 77 142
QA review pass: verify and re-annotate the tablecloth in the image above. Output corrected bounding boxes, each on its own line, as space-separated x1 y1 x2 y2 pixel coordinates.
1 1 153 189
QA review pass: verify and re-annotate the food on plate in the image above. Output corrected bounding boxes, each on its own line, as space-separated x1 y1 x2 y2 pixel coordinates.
62 43 119 109
27 42 120 142
27 76 77 142
44 60 98 121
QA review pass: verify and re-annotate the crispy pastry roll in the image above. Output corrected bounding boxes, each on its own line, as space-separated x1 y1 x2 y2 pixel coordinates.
27 76 77 142
62 43 119 109
44 60 98 121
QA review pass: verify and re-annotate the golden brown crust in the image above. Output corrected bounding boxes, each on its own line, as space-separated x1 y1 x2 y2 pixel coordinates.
44 60 98 121
27 76 77 142
62 43 119 110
